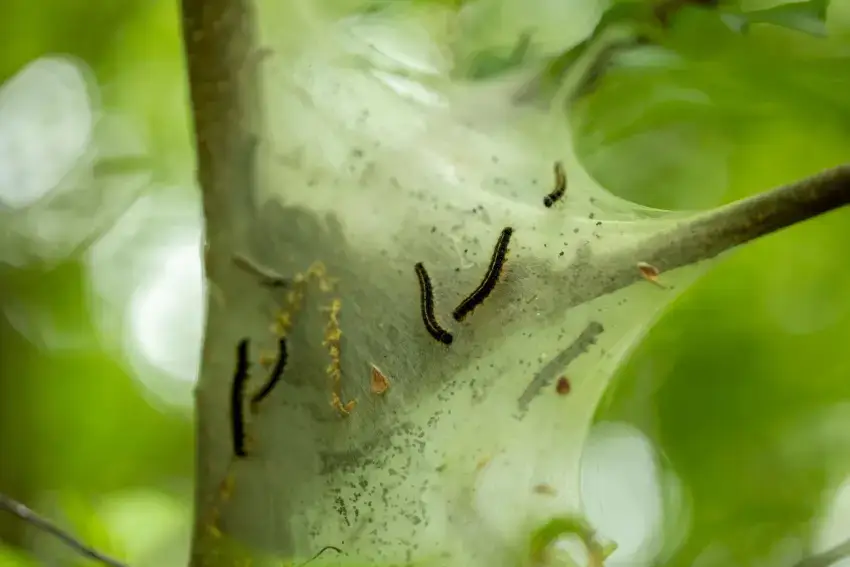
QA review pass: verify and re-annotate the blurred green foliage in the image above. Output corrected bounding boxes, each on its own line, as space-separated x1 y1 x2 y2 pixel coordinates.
580 2 850 566
1 1 193 566
1 0 850 566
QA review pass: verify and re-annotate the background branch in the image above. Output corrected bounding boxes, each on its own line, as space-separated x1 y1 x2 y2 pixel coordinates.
792 537 850 567
0 493 128 567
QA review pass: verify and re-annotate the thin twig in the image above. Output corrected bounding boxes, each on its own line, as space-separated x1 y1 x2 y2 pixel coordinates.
233 253 289 287
792 538 850 567
0 493 128 567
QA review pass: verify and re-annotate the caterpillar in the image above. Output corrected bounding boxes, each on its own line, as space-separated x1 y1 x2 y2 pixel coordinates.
231 339 250 458
543 161 566 207
414 262 454 345
452 227 513 322
250 338 287 411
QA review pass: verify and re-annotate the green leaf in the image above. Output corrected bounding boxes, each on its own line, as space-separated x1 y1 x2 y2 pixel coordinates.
724 0 830 37
527 516 616 565
465 30 533 80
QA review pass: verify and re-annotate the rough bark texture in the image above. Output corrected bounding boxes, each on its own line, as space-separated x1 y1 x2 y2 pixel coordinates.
180 0 265 564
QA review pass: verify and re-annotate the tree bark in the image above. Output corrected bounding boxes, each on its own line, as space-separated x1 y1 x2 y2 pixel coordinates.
179 0 265 565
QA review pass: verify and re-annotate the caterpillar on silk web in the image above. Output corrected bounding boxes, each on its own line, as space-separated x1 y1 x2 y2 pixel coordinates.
250 338 288 412
414 262 454 345
452 227 513 322
543 161 566 207
231 339 250 458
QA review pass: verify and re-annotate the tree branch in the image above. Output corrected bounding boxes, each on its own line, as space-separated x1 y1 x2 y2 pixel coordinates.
179 0 260 252
0 493 128 567
567 164 850 308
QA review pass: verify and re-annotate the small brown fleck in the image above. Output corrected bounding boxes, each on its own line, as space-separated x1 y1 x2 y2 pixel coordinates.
370 365 390 395
556 376 571 395
533 483 557 496
232 253 288 287
637 262 665 288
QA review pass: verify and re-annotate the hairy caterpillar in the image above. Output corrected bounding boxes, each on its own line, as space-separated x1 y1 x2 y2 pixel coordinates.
414 262 454 345
452 227 513 322
250 338 287 411
231 339 250 457
543 161 566 207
